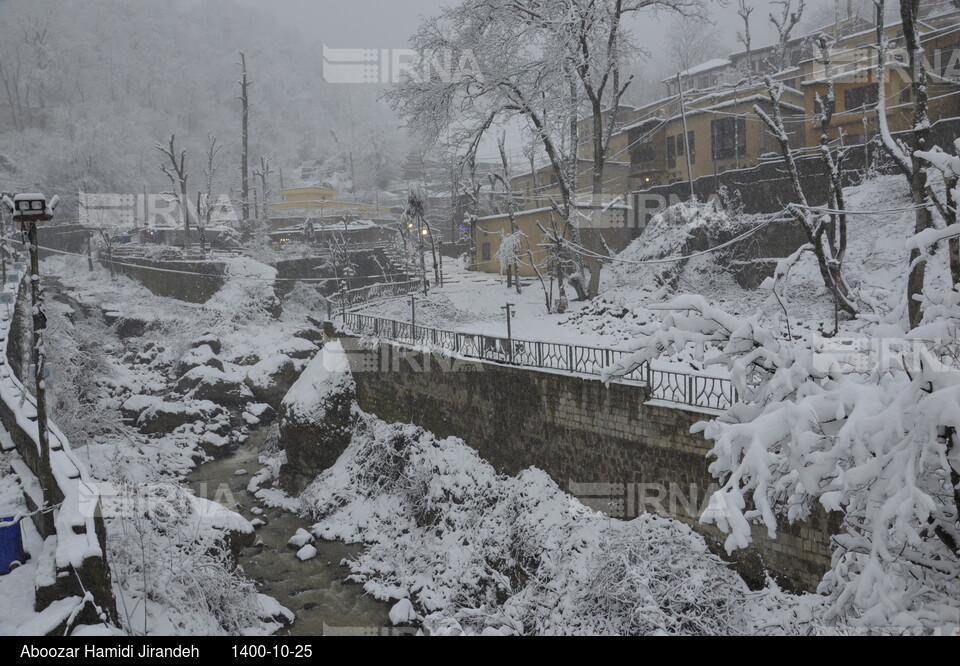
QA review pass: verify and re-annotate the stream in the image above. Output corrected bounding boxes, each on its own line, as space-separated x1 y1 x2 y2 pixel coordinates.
187 429 392 636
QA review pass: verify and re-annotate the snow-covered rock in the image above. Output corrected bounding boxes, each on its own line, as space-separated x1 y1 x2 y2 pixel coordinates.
176 365 254 406
277 337 319 360
389 598 418 626
277 341 357 493
190 333 222 355
244 403 276 425
244 354 308 407
179 344 224 374
256 594 294 628
128 397 227 435
287 528 314 549
295 544 317 561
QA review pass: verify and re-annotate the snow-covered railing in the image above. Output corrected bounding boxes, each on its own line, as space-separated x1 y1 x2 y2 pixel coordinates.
326 279 421 317
0 243 117 623
341 312 738 411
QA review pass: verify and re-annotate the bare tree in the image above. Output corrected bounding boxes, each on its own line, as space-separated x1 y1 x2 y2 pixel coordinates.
388 0 705 303
666 15 723 73
202 132 220 228
0 46 24 131
156 134 190 250
754 77 857 321
254 155 273 221
873 0 939 329
768 0 806 73
238 52 251 222
736 0 755 77
489 133 522 293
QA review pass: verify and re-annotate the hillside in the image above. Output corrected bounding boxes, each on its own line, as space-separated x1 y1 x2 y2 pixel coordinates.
0 0 407 211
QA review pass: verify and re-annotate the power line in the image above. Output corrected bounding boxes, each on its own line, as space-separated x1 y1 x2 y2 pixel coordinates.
553 211 793 267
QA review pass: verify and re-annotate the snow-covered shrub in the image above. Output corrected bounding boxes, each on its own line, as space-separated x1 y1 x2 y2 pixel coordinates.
108 483 264 635
45 304 124 443
204 256 281 328
574 519 746 635
296 410 802 635
604 295 960 631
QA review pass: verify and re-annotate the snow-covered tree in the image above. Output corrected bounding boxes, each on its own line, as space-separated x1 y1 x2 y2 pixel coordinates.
156 134 190 249
387 0 704 302
754 75 857 322
666 14 724 73
603 294 960 630
915 141 960 289
768 0 806 73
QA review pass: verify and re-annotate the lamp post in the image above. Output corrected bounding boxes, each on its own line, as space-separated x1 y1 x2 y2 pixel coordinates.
501 302 515 362
2 192 59 509
409 294 417 344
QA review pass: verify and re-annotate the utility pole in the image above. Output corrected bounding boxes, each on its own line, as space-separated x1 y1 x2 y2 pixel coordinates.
3 193 59 510
676 72 696 202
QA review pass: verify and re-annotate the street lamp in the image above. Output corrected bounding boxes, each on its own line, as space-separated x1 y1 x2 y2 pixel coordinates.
2 192 59 511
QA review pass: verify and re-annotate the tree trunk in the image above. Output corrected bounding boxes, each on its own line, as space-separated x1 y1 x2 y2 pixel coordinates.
240 53 250 222
901 0 932 329
181 179 190 250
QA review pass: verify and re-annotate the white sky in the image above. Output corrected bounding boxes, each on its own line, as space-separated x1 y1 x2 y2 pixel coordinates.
235 0 845 163
243 0 808 55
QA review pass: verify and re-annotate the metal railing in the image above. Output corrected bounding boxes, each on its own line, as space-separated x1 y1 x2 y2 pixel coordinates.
326 279 421 317
340 311 738 411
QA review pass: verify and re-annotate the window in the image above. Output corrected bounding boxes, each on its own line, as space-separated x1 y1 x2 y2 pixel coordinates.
481 243 491 262
667 132 696 166
844 84 878 111
635 135 656 164
711 117 746 161
900 86 912 104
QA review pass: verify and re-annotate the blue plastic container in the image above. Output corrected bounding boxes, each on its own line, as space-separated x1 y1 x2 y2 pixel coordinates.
0 515 24 575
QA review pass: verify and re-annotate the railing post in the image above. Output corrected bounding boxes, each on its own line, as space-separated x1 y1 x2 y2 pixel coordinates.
686 375 694 406
567 346 574 373
536 342 543 369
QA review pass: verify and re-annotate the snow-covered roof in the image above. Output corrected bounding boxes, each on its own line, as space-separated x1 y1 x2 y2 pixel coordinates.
663 58 732 83
476 199 630 223
622 113 671 133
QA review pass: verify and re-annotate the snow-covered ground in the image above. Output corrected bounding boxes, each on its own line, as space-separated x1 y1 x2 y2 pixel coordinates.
362 175 953 348
246 344 821 635
5 254 325 635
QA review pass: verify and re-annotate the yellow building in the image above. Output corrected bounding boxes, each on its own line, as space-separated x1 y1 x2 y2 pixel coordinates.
271 186 382 227
625 81 806 190
509 160 631 211
275 186 340 208
801 24 960 147
473 203 632 277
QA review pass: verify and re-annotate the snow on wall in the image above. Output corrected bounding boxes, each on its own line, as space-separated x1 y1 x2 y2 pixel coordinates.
0 248 116 620
338 334 838 592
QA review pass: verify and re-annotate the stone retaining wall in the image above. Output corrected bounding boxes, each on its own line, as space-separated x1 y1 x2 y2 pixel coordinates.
334 332 840 593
